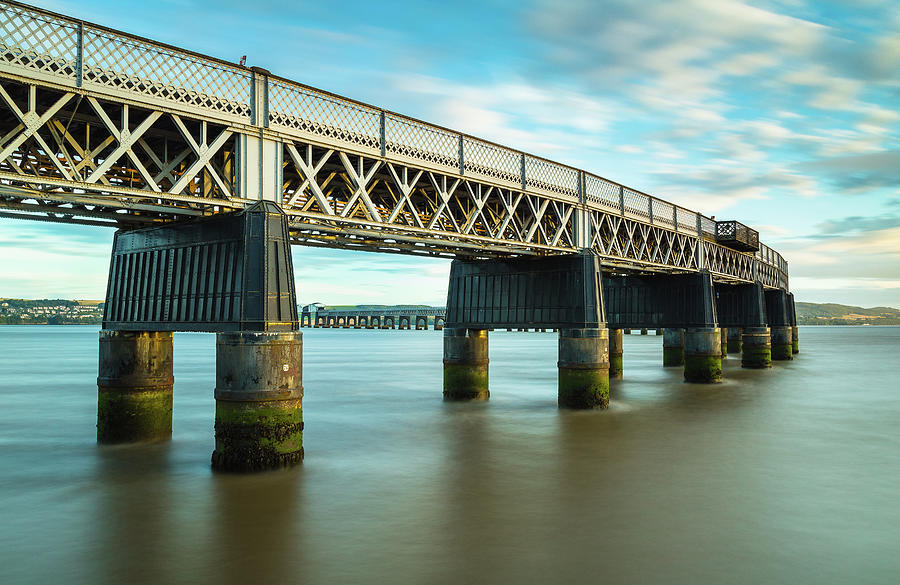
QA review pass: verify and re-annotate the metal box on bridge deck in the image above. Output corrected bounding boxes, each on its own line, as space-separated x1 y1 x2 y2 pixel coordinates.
714 221 759 252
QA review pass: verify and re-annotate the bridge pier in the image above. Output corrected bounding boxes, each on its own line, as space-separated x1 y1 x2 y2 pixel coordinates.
771 327 793 361
663 328 685 367
727 327 743 353
741 327 772 368
766 290 793 361
640 328 648 335
558 328 609 409
212 331 304 472
684 328 722 383
97 330 174 443
415 316 428 330
609 328 624 379
792 326 799 354
443 328 489 401
720 327 728 358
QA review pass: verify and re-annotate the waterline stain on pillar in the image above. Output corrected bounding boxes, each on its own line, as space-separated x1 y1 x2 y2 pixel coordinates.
741 327 771 369
792 326 799 354
558 328 609 409
212 331 304 472
609 328 624 379
771 326 793 361
684 328 722 383
662 328 685 367
720 327 728 358
97 330 174 443
727 327 743 354
443 328 489 401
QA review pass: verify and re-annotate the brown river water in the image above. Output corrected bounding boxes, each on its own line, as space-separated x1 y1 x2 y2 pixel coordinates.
1 325 898 584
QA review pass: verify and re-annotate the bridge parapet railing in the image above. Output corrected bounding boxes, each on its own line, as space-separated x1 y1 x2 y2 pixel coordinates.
384 113 459 172
524 156 579 202
462 136 522 188
269 78 381 154
0 1 254 121
0 2 78 82
583 173 621 213
82 28 252 121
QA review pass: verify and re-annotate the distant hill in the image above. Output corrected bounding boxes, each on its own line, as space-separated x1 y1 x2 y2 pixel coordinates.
796 302 900 325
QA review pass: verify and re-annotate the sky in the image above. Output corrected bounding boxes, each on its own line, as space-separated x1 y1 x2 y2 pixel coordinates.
1 0 899 307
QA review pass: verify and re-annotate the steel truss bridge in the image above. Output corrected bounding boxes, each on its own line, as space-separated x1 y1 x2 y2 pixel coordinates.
0 1 787 290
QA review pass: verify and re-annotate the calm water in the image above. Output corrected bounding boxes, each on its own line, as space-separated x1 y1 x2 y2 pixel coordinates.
1 325 899 584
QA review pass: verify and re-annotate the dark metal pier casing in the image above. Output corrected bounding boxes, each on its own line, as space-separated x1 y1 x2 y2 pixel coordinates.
445 252 604 330
102 201 297 332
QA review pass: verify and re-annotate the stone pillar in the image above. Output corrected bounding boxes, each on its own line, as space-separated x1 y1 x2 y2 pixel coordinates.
719 327 728 358
662 328 685 367
609 328 624 379
640 328 648 335
212 331 304 472
558 328 610 409
792 326 799 354
443 328 489 401
727 327 743 354
97 330 174 443
771 326 793 361
741 327 771 368
655 328 663 335
684 327 722 383
624 328 631 334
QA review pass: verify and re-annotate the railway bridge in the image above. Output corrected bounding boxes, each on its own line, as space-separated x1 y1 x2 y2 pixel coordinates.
0 1 796 471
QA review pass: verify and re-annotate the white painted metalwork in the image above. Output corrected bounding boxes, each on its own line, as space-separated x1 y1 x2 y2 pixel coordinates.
0 0 789 289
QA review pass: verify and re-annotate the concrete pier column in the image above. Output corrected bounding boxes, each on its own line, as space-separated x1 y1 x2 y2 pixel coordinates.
97 330 174 443
727 327 743 354
684 327 722 383
624 328 631 334
640 328 648 335
792 326 799 354
558 328 610 409
720 327 728 358
609 328 624 379
771 326 793 361
443 328 489 401
212 331 304 472
655 328 663 335
662 328 685 367
741 327 771 368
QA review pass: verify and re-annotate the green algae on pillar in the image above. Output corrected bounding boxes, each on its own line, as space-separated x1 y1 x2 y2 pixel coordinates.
97 330 174 443
212 331 304 472
443 328 489 401
741 327 771 368
684 328 722 383
720 327 728 358
771 326 793 361
609 328 624 379
662 328 685 367
727 327 743 354
558 328 609 409
792 326 799 354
